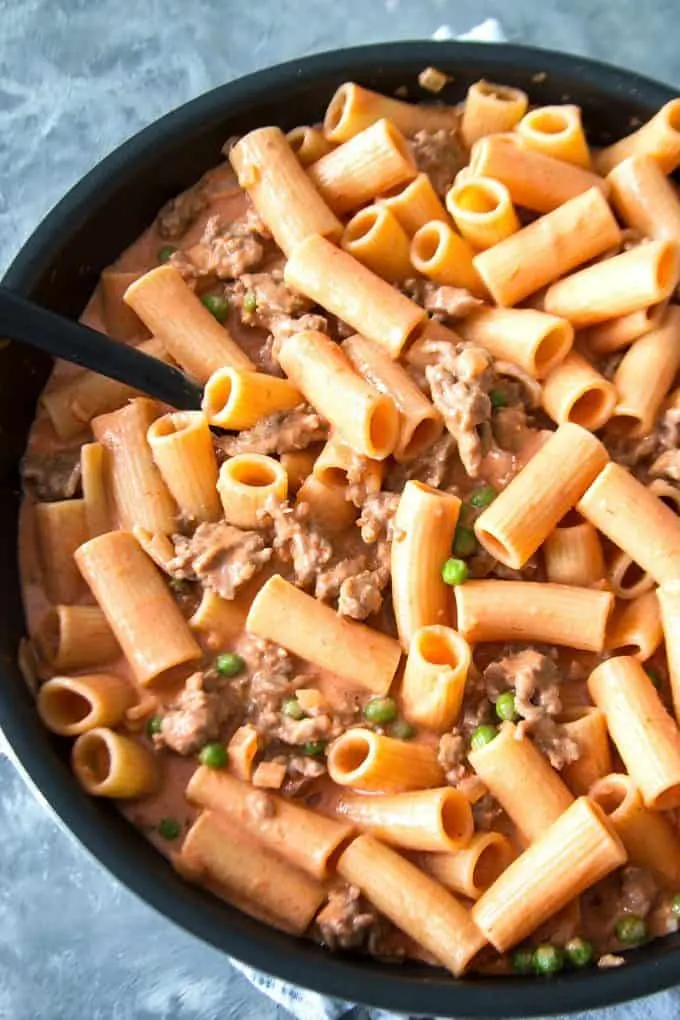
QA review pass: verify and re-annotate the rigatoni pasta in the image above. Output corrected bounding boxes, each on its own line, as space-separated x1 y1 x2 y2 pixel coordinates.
22 75 680 978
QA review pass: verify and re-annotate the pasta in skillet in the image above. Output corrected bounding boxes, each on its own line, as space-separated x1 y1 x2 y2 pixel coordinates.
20 71 680 978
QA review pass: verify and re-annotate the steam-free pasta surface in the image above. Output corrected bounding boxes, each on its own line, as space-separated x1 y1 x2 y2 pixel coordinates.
19 74 680 980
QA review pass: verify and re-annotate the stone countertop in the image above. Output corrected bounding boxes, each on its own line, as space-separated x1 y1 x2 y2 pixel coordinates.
2 2 680 1018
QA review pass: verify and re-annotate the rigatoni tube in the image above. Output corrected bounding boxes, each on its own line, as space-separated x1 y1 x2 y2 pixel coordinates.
595 99 680 175
34 605 120 672
391 481 460 649
461 80 528 147
559 707 613 796
284 235 426 357
588 655 680 810
458 307 573 379
72 727 159 798
445 176 520 250
202 368 302 431
468 134 608 213
609 306 680 437
92 398 178 535
417 833 515 900
148 411 221 523
246 575 401 695
473 422 608 569
342 333 443 462
341 204 412 282
472 798 626 952
35 500 88 604
186 767 353 880
179 811 326 936
278 330 398 459
541 351 617 431
543 520 605 588
455 581 613 652
75 531 201 685
217 454 287 529
472 187 621 307
229 126 342 254
468 721 574 843
609 155 680 243
577 462 680 584
337 787 472 853
124 265 253 379
544 240 680 327
605 590 663 662
308 119 417 215
323 82 458 142
590 773 680 889
337 835 487 975
38 674 134 736
410 220 484 296
327 729 443 793
401 625 471 732
517 105 592 167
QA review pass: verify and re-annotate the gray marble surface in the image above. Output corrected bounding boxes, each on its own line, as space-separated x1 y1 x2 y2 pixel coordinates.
3 2 680 1018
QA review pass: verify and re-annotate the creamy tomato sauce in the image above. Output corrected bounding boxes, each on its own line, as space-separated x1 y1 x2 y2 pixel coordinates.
19 103 680 977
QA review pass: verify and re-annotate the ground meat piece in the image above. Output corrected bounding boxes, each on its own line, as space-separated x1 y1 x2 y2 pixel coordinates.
390 433 459 492
650 448 680 480
22 447 82 502
264 498 333 589
484 648 578 769
217 408 328 457
263 312 329 369
473 794 504 832
317 885 387 952
357 492 399 544
243 636 296 732
437 731 467 786
337 569 387 620
158 671 232 755
315 556 368 602
427 364 491 477
229 269 312 330
156 184 208 240
409 128 465 196
620 866 658 919
403 278 483 320
169 521 271 599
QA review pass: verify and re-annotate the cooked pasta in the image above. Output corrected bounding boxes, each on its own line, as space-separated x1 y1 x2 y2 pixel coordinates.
20 75 680 978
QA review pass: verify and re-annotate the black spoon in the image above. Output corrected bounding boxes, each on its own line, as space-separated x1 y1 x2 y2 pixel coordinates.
0 286 203 410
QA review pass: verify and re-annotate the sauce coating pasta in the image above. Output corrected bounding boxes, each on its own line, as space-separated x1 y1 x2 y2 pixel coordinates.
20 75 680 980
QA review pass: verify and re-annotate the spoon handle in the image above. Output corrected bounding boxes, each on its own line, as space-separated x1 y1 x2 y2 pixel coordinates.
0 286 203 410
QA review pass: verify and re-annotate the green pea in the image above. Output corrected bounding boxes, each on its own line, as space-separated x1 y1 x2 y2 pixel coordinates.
490 389 508 409
470 724 497 751
564 936 594 968
363 697 398 725
671 893 680 918
201 294 230 323
453 524 477 558
215 652 245 677
389 719 416 740
282 697 306 720
199 742 228 769
243 291 258 314
615 915 647 944
533 943 564 975
157 817 181 841
146 715 163 737
495 691 518 722
512 946 535 974
303 740 327 757
468 485 496 509
441 557 469 586
645 665 662 689
157 244 177 263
